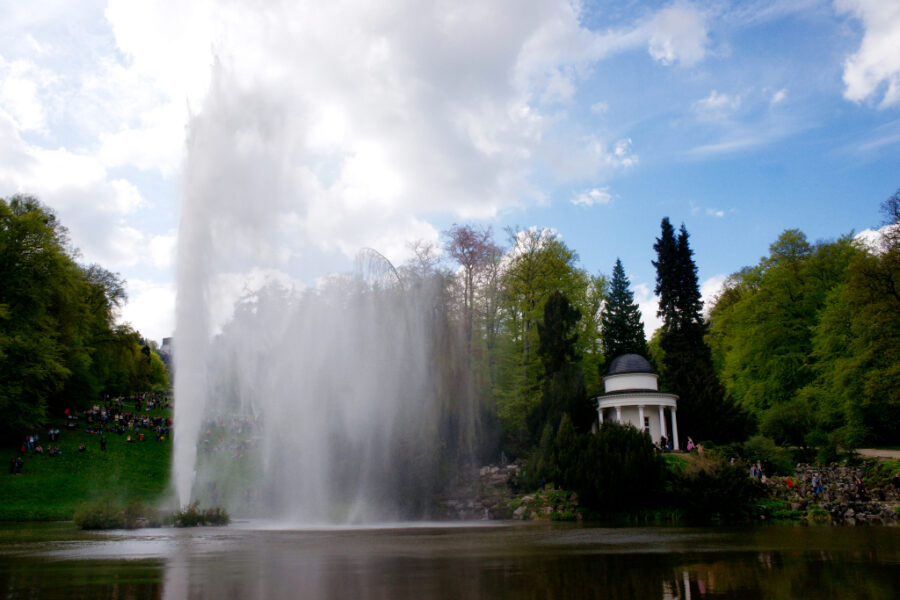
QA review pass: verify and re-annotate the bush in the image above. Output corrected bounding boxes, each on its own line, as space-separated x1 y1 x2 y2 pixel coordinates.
74 497 161 530
805 425 865 464
570 421 665 513
525 418 665 514
667 455 763 522
172 502 230 527
806 505 831 525
742 436 794 475
74 497 124 530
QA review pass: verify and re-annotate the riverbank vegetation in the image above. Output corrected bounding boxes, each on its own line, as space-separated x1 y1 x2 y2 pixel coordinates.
0 195 170 446
3 188 898 521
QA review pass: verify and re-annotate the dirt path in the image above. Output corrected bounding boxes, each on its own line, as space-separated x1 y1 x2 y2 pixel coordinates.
857 449 900 459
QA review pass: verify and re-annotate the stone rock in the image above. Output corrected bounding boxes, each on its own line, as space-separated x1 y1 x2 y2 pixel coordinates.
513 505 527 520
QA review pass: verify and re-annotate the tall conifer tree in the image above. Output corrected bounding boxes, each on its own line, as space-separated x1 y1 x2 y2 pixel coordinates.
653 218 750 444
600 258 647 363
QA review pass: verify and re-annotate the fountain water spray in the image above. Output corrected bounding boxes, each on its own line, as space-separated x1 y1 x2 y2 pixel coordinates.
174 64 479 521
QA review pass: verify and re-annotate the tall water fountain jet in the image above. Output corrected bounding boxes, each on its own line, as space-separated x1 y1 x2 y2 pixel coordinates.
174 63 480 521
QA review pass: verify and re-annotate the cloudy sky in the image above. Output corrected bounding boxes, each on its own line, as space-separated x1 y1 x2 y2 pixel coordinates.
2 0 898 342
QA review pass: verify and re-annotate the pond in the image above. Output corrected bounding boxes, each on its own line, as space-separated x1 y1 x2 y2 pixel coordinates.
1 521 898 599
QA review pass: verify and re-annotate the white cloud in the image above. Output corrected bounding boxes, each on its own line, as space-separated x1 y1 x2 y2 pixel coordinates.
118 279 176 343
166 0 703 272
694 90 742 120
700 274 727 316
836 0 900 107
572 186 613 207
591 101 609 114
632 282 662 340
771 88 787 105
645 3 709 67
0 110 148 269
0 57 54 132
149 232 177 270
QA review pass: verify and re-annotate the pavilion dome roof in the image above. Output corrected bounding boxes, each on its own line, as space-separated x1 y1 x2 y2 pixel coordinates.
606 354 655 376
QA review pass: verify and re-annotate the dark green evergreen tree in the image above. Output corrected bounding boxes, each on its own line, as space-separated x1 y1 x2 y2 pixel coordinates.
529 290 593 438
600 258 648 366
653 218 750 445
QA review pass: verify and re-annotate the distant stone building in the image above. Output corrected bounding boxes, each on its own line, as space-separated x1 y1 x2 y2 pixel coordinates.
592 354 680 450
159 337 173 373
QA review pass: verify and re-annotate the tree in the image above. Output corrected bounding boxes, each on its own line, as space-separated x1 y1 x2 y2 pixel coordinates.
493 227 592 453
0 196 75 440
530 291 593 437
443 224 498 345
600 258 647 366
0 195 170 443
653 218 750 445
794 192 900 444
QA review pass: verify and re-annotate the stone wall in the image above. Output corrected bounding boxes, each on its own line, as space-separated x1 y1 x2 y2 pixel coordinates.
762 463 899 525
432 463 523 520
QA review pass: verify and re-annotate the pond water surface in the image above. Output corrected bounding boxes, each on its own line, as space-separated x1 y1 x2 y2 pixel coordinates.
1 521 898 599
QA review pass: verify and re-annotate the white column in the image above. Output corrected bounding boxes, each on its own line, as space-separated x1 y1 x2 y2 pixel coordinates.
659 406 667 438
615 406 622 422
638 405 645 433
671 407 680 450
598 407 604 424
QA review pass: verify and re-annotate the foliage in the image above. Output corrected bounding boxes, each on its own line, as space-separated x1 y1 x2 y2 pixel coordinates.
529 291 593 438
529 419 665 513
709 191 900 446
172 502 230 527
0 195 169 443
492 228 601 454
806 505 831 525
600 258 647 367
666 454 763 521
74 496 162 530
653 218 751 445
741 435 794 475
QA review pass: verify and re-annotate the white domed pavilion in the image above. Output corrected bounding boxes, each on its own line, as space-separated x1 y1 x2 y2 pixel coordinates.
593 354 680 450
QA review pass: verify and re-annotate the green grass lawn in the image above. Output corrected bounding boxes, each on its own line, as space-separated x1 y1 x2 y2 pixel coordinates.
1 404 173 520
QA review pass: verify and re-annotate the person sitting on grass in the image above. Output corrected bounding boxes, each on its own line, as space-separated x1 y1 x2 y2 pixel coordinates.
78 443 86 452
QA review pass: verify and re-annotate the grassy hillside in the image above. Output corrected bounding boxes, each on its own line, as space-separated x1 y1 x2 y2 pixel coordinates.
2 403 173 520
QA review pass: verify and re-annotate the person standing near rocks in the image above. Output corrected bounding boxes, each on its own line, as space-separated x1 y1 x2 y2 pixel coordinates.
856 476 867 501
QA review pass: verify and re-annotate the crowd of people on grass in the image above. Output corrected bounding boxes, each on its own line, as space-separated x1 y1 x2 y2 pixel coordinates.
200 414 259 459
9 391 173 474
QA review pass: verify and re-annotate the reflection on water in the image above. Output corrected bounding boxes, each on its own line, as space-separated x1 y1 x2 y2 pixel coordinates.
1 522 899 599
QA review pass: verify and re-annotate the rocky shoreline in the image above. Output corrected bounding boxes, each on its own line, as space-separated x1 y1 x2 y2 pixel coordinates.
761 463 899 526
434 460 900 525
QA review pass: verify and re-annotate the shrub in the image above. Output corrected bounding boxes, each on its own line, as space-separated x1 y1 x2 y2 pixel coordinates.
571 421 665 513
74 497 161 530
742 436 794 475
172 502 230 527
667 455 762 522
74 497 124 530
806 505 831 525
525 418 665 514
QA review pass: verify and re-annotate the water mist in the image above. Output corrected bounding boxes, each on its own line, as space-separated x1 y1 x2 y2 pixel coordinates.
174 64 479 522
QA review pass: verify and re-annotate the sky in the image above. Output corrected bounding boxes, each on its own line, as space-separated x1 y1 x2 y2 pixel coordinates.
1 0 898 343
